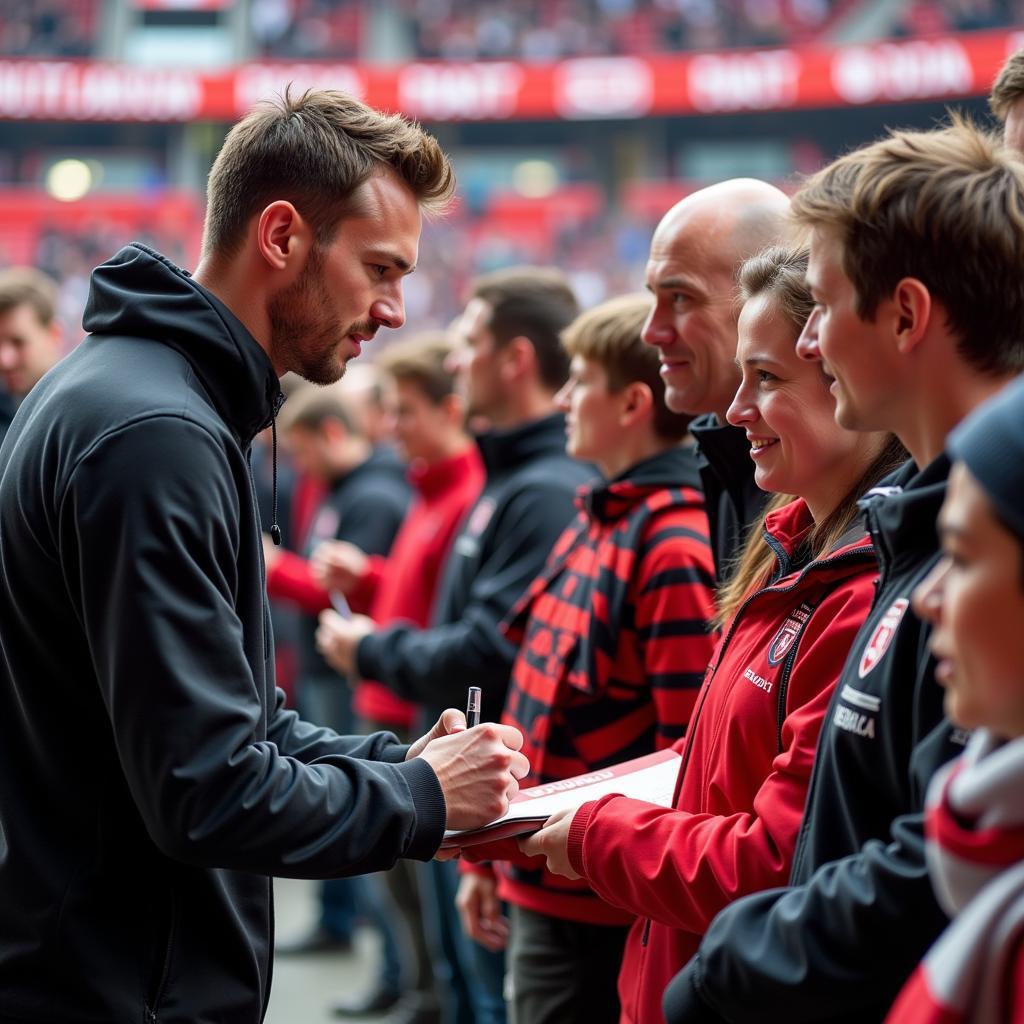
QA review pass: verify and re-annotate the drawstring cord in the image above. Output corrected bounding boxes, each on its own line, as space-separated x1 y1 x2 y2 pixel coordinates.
269 390 285 546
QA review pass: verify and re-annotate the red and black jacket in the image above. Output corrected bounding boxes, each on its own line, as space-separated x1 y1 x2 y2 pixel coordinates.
493 446 718 925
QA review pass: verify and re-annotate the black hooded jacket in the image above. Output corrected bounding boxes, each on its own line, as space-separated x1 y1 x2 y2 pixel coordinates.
665 455 967 1024
689 414 768 584
0 245 445 1024
356 412 593 724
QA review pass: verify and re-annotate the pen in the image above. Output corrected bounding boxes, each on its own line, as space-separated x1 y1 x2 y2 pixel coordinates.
465 686 481 728
329 590 352 620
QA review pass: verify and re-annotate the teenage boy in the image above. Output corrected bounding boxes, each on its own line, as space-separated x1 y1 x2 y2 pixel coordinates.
667 118 1024 1023
455 294 718 1024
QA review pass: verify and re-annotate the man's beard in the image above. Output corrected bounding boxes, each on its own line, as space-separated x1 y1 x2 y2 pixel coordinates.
267 248 370 386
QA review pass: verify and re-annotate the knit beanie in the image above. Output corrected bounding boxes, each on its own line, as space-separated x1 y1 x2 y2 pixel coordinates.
947 373 1024 542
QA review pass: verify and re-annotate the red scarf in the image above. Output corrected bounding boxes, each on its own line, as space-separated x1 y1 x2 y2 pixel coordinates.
886 729 1024 1023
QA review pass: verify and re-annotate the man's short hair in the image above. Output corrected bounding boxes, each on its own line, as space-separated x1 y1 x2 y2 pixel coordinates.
561 293 692 442
0 268 57 326
990 49 1024 121
278 383 360 436
378 332 457 405
470 267 579 393
791 115 1024 376
203 87 455 260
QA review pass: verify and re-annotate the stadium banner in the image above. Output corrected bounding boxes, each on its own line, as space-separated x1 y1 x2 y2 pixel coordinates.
0 28 1021 123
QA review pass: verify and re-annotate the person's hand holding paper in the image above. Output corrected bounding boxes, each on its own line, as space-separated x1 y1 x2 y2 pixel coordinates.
518 807 581 879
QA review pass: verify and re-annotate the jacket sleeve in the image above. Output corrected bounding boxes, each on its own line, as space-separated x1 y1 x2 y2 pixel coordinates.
632 511 718 747
62 417 446 876
266 549 331 614
666 720 958 1024
355 479 579 713
566 576 874 934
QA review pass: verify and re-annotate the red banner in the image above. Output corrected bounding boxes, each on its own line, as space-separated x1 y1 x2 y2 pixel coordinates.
0 29 1021 123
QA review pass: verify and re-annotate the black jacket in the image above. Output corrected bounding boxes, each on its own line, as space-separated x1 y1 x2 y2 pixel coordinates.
297 447 409 685
665 455 967 1024
356 412 593 723
690 414 768 584
0 244 445 1024
0 385 14 451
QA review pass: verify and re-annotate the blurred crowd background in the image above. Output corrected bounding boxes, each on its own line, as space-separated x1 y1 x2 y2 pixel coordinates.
0 0 1019 348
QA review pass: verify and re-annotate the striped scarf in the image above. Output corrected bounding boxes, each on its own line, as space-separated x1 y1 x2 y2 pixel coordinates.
886 729 1024 1023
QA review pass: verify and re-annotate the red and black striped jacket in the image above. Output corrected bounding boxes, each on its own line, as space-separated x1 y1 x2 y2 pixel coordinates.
494 446 718 925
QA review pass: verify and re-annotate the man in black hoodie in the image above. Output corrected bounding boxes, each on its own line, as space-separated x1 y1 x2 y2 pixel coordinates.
666 119 1024 1024
0 89 528 1024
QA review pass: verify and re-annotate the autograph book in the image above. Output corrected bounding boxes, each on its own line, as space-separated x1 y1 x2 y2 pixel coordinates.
441 747 682 849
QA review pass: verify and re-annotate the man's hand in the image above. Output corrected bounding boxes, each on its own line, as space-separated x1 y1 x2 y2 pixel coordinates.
518 807 582 879
410 710 529 832
315 610 374 675
456 871 509 952
311 540 368 595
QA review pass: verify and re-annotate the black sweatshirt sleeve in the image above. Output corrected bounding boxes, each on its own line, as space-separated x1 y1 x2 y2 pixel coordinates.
665 720 961 1024
356 478 578 717
64 418 446 876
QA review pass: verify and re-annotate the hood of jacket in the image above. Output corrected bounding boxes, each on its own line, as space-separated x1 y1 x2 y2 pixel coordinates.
861 454 947 579
690 414 755 502
581 444 704 523
83 243 282 446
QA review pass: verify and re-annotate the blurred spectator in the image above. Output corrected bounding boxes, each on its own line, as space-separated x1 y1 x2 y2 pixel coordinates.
0 384 13 448
892 0 1014 36
266 385 411 1004
247 0 1021 61
317 267 594 1024
0 0 96 56
314 333 485 1023
0 267 63 447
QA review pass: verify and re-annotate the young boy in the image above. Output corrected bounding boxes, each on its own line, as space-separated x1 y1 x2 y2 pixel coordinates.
456 293 718 1024
887 375 1024 1023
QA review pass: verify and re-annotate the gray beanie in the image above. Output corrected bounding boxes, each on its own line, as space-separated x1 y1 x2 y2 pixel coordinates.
947 373 1024 543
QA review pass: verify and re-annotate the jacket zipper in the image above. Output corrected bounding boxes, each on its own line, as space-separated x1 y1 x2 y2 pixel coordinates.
773 603 819 754
639 545 871 948
144 898 178 1023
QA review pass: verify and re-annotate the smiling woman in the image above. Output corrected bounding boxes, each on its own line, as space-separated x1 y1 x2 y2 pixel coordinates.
716 244 905 626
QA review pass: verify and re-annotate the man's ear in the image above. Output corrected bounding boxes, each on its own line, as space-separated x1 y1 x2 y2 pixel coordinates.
891 277 932 357
256 200 314 274
499 336 537 382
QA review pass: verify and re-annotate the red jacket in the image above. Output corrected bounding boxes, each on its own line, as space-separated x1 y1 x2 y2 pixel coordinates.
492 447 718 925
354 446 484 726
566 498 878 1024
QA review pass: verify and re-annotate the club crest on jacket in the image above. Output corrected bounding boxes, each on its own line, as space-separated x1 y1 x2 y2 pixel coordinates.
858 598 910 679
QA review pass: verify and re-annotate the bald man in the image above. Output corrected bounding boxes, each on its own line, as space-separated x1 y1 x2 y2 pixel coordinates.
642 179 790 581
